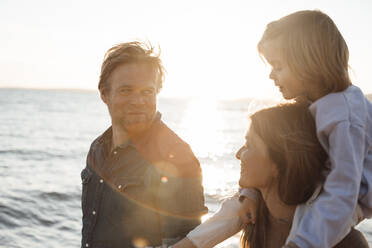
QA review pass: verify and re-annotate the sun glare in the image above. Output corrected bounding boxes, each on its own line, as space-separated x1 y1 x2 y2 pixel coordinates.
178 98 226 159
177 98 240 197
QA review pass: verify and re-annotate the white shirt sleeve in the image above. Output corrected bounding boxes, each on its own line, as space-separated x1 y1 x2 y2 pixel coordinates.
186 196 242 248
291 121 365 248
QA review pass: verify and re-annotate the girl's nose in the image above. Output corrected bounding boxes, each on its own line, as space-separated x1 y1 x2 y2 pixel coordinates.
269 69 276 80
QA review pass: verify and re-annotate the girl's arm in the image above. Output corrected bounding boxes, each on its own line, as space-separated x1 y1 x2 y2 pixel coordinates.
288 121 365 248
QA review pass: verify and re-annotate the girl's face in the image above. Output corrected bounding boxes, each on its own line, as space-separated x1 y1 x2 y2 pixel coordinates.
261 39 306 100
236 126 278 190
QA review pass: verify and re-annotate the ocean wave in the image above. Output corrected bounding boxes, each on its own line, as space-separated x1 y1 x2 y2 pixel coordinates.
38 191 80 202
0 149 70 160
0 190 80 232
0 203 27 229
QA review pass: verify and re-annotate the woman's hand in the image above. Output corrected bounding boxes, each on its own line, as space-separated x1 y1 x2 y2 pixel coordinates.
238 197 257 225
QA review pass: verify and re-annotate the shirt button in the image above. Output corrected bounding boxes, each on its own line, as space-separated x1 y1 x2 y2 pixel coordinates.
113 151 117 155
118 185 122 189
85 243 89 247
92 210 96 215
99 179 103 183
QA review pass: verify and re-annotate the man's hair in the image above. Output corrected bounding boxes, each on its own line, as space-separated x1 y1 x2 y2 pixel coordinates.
258 10 351 97
241 103 328 248
98 41 165 93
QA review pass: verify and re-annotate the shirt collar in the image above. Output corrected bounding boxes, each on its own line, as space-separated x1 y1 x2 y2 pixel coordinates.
98 111 162 152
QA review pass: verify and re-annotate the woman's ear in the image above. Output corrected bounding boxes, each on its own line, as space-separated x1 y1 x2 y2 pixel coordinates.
270 162 279 181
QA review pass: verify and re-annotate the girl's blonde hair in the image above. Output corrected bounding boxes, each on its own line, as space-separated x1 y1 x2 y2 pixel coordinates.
258 10 351 96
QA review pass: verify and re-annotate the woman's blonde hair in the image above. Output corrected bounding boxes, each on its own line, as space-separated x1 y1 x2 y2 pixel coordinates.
258 10 351 97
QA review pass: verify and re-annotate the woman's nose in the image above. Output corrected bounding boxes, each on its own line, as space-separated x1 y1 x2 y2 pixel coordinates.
236 147 243 160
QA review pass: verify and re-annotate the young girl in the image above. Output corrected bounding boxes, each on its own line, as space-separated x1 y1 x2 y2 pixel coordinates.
240 10 372 248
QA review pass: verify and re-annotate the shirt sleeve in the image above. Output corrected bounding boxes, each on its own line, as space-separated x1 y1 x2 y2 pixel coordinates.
291 121 365 248
187 196 242 248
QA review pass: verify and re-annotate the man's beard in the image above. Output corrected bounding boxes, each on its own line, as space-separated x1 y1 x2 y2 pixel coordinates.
121 113 155 134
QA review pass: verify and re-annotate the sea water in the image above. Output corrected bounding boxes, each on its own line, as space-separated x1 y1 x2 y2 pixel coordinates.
0 88 371 247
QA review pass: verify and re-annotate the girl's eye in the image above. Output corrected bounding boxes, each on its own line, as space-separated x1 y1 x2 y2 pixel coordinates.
271 62 282 72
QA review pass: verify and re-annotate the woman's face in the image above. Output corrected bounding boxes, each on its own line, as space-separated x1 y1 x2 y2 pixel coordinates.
236 126 278 190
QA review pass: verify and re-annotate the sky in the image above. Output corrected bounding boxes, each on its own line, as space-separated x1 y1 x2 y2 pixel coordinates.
1 0 371 99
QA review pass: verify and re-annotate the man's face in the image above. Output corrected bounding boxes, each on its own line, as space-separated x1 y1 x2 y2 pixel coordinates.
101 63 158 134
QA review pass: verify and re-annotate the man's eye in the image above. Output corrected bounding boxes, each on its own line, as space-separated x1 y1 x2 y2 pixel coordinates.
120 89 131 94
143 89 154 95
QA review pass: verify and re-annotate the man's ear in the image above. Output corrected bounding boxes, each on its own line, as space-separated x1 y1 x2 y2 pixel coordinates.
100 88 108 104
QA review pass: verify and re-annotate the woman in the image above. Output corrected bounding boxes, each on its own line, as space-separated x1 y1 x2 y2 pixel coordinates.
173 103 368 248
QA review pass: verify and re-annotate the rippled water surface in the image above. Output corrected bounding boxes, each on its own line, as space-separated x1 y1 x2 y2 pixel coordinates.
1 88 371 247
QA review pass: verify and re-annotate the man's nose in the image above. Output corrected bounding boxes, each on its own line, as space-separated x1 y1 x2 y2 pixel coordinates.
130 94 146 105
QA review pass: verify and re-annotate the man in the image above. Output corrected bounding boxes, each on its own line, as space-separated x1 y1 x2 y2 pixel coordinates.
81 41 207 248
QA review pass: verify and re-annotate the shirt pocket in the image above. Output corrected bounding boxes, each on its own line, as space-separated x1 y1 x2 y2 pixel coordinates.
112 176 144 193
81 167 93 213
106 176 146 225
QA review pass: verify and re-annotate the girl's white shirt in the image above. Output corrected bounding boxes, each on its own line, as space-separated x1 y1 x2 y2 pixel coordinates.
290 85 372 248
